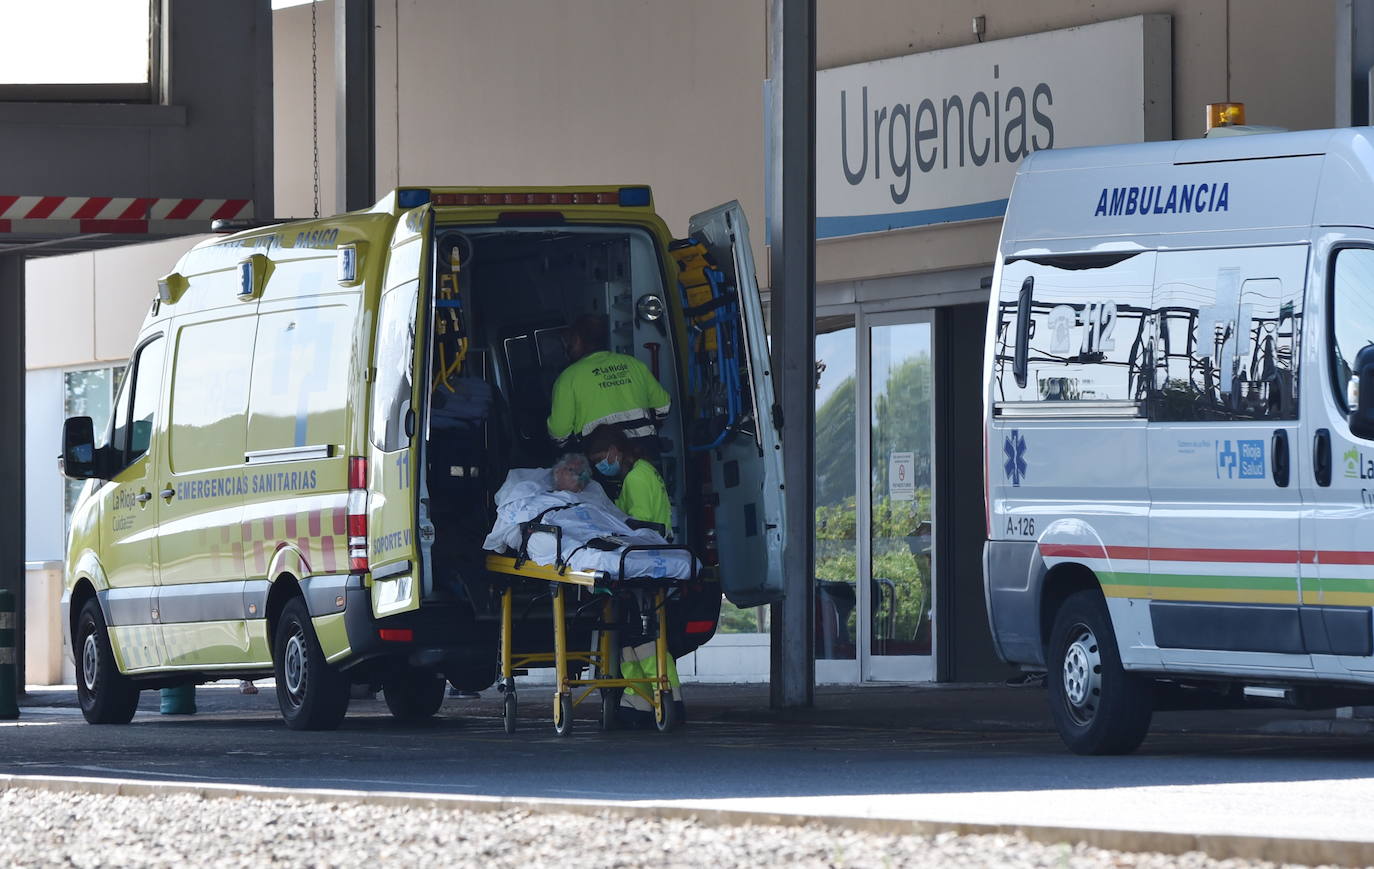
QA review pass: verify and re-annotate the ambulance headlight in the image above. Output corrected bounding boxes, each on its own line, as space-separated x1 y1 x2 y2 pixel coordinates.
636 294 665 324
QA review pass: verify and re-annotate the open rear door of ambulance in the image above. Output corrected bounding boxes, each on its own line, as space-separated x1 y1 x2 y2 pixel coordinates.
365 205 432 617
684 201 785 607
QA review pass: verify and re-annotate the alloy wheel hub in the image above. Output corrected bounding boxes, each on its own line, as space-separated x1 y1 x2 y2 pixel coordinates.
81 633 99 692
284 630 308 700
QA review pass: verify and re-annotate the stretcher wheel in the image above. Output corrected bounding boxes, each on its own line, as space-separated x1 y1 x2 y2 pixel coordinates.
554 693 574 737
600 690 618 731
503 691 517 735
655 691 679 733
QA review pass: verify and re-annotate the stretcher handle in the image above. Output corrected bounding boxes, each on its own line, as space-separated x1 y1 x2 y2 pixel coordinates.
616 544 699 584
625 518 667 538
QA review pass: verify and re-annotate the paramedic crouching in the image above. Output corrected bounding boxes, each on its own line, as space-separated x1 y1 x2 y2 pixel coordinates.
547 313 670 453
584 424 684 727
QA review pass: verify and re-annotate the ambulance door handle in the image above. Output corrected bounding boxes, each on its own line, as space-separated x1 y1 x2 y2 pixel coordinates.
1271 429 1290 488
135 491 152 504
160 487 176 501
1314 428 1332 487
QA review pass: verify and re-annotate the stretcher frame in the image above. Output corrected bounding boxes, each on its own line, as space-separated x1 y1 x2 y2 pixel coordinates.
484 525 697 736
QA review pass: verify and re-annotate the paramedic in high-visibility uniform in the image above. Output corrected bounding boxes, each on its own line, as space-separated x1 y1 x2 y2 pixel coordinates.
547 313 670 451
584 424 683 727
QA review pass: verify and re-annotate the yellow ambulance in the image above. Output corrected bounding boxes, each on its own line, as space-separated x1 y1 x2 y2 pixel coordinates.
60 187 783 729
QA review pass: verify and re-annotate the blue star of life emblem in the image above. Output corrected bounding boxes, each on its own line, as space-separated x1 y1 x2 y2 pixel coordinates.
1003 430 1028 486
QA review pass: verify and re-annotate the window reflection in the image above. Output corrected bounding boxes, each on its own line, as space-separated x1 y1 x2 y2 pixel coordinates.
814 317 857 659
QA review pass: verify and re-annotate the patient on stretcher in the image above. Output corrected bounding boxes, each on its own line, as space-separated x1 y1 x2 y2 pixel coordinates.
482 456 696 580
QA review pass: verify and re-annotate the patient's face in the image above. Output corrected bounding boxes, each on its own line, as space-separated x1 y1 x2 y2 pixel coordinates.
553 465 587 493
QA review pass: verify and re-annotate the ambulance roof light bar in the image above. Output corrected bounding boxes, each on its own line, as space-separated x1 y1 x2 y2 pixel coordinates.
210 218 301 234
398 186 654 209
1204 102 1287 138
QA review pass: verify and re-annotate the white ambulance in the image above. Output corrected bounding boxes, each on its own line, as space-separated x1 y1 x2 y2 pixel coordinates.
984 127 1374 754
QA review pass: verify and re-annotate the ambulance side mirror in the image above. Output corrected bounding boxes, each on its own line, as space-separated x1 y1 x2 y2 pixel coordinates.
61 416 102 480
1348 345 1374 441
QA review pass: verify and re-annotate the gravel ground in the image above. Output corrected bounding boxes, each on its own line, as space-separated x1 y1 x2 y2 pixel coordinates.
0 789 1346 869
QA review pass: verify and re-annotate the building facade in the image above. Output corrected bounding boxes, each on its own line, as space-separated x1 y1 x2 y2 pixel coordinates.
23 0 1349 684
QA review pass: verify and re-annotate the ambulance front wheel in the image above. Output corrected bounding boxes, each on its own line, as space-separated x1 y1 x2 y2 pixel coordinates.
75 599 140 725
273 597 350 731
1047 589 1153 755
383 669 446 721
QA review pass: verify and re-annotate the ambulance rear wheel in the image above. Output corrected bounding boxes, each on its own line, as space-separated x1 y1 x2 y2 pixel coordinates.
383 669 446 721
75 599 139 725
1047 590 1153 755
553 693 574 737
273 597 350 731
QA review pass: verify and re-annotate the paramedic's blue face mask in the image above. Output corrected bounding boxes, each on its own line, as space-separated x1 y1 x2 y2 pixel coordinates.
595 450 621 477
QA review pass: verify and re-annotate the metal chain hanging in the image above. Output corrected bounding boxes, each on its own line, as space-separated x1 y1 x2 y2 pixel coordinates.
311 0 321 218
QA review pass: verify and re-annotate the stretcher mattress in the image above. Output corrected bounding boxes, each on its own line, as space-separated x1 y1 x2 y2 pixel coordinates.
482 469 696 580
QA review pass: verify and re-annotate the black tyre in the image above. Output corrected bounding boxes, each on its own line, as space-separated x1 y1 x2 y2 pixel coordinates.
273 597 350 731
1047 590 1153 755
383 669 446 721
654 690 679 733
553 693 573 737
503 690 517 734
599 689 618 731
75 599 139 725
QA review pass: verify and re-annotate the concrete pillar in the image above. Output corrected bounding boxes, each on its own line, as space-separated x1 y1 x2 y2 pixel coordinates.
0 255 25 698
1335 0 1374 126
335 0 376 212
767 0 816 708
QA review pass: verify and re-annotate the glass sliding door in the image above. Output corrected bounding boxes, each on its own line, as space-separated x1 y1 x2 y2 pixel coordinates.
814 315 859 682
860 312 935 681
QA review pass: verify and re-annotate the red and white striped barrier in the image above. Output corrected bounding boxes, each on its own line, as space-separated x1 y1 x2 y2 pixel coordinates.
0 195 253 235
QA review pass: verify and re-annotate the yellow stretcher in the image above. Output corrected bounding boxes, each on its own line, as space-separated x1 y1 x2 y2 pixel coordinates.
484 524 697 737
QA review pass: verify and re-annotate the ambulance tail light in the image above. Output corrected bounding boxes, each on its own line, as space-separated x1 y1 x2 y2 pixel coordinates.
348 456 369 572
378 628 413 643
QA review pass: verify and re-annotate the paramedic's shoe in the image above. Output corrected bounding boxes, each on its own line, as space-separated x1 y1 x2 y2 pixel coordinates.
238 680 258 695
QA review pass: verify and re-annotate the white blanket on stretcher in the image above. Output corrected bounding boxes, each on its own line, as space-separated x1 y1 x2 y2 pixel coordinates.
482 468 696 580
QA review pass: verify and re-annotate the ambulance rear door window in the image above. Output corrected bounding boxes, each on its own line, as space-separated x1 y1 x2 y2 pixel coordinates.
372 278 419 452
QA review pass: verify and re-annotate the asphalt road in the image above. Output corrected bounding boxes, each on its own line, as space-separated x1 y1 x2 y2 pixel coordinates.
8 683 1374 845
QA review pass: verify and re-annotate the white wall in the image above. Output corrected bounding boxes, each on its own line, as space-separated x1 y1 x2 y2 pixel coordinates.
24 368 63 563
274 0 766 256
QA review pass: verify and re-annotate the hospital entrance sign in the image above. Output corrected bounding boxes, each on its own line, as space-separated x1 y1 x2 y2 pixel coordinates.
814 14 1172 239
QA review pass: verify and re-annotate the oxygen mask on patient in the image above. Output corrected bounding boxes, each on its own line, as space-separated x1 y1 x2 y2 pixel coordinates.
553 453 593 493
